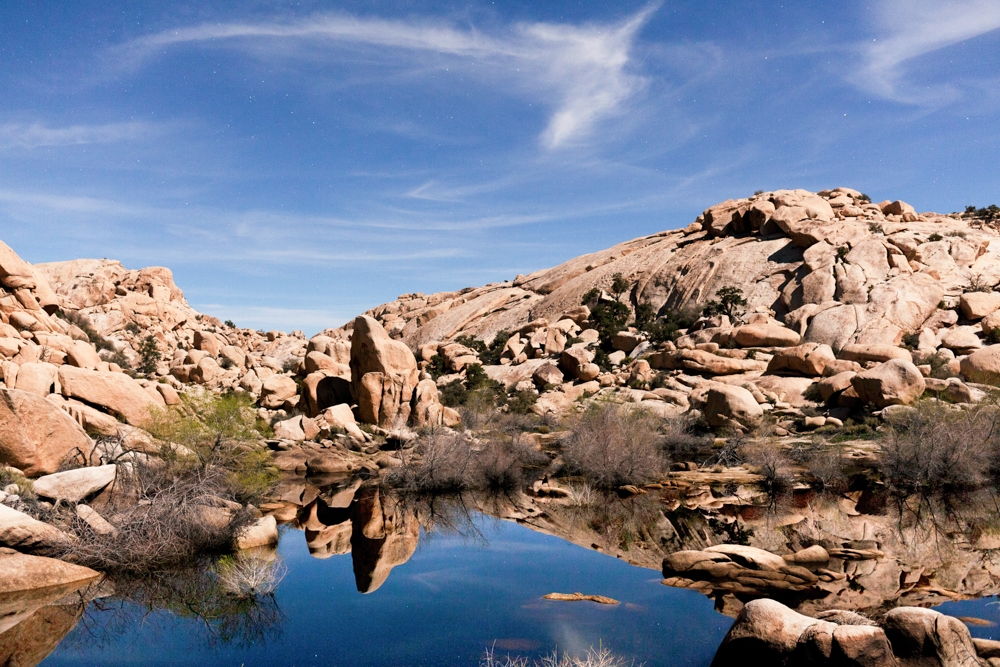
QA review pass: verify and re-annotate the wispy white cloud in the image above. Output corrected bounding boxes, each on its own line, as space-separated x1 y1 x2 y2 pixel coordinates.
0 121 152 149
855 0 1000 104
191 304 359 333
122 7 658 149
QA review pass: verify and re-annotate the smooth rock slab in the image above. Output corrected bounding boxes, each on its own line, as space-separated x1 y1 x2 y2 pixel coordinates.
0 505 73 555
0 547 100 596
32 464 117 502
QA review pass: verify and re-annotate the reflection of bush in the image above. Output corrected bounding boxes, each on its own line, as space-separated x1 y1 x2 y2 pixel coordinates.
73 559 284 651
481 645 638 666
216 552 287 597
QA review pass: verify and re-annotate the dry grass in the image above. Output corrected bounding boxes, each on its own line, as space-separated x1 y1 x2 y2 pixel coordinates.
560 403 665 488
739 440 793 494
481 646 640 667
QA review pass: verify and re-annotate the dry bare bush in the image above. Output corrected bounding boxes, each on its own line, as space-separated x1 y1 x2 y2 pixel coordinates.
879 401 1000 495
660 415 713 464
386 429 547 495
215 552 287 597
560 403 664 488
481 646 639 667
739 440 793 494
63 461 254 573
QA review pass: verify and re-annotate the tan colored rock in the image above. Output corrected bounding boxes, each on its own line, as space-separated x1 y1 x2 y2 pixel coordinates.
219 345 246 369
0 388 92 476
13 362 56 396
236 515 279 550
649 349 767 375
960 292 1000 320
0 547 100 594
960 345 1000 385
58 366 162 425
838 344 911 364
819 371 856 403
193 330 221 356
260 374 298 409
410 379 444 428
0 505 73 555
559 346 595 380
851 359 925 408
704 386 763 428
733 324 800 347
766 343 836 377
883 607 985 667
76 504 116 536
273 416 306 441
190 356 221 384
941 327 983 352
65 340 101 370
350 316 420 427
32 464 117 502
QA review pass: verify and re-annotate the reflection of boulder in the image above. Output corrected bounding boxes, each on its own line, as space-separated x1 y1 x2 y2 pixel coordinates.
349 487 419 593
306 523 353 559
0 599 84 667
711 598 986 667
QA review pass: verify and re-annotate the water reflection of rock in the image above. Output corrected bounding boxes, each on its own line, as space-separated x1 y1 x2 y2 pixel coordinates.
270 476 419 593
508 482 1000 620
268 472 1000 619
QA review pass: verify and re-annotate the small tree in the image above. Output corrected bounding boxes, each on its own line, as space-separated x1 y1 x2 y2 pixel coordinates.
702 286 747 324
609 272 630 300
137 335 162 375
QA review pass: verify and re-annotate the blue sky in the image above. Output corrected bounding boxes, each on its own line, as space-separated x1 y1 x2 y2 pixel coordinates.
1 1 999 333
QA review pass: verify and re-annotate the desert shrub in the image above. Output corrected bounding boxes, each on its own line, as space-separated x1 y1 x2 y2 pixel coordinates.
224 319 236 328
803 446 849 491
966 204 1000 221
62 461 256 573
507 390 538 415
58 309 115 352
387 424 546 496
215 552 286 597
85 560 283 649
878 402 1000 495
702 286 747 323
137 335 162 375
281 358 299 373
426 354 448 379
441 364 507 411
581 284 631 350
642 308 696 344
928 233 943 242
387 432 477 494
455 332 511 366
660 416 713 463
101 349 133 371
560 403 664 488
968 274 995 293
125 322 142 335
145 392 279 504
740 441 793 494
868 222 884 235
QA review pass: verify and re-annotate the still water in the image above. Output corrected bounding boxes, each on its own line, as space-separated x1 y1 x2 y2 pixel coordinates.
42 515 733 667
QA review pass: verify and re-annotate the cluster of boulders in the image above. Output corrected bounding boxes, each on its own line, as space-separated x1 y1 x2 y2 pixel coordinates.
316 188 1000 432
712 598 998 667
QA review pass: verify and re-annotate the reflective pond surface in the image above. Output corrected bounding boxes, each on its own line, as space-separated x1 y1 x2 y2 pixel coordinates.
41 515 732 667
10 476 1000 667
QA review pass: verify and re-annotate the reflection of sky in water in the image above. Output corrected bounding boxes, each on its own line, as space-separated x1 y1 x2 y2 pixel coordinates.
42 515 733 667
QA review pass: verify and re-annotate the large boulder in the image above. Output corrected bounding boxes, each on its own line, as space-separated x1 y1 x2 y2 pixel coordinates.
32 465 118 503
704 386 763 429
0 388 93 476
57 366 163 426
960 291 1000 320
349 316 422 428
850 359 925 408
0 547 100 595
0 505 74 555
882 607 987 667
732 324 801 347
960 345 1000 385
711 599 899 667
766 343 836 376
259 375 298 409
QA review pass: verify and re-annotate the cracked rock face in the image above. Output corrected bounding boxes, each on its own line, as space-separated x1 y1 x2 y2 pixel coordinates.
330 189 999 356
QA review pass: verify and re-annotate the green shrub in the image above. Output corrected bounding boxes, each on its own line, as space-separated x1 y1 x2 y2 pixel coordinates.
137 335 162 375
701 286 747 323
